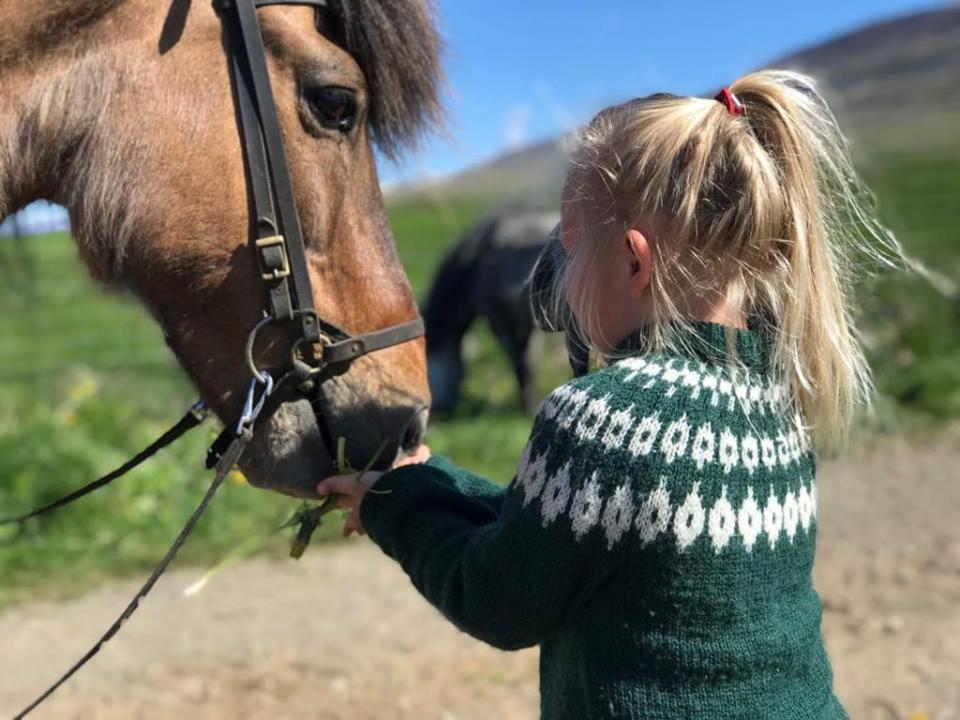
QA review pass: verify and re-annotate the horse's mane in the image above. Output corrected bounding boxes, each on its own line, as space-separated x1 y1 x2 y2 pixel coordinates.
0 0 126 70
342 0 444 156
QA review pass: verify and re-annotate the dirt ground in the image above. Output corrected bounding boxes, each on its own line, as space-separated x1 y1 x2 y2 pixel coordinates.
1 435 958 720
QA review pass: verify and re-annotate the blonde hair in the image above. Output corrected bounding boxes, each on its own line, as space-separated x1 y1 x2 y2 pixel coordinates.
559 70 906 452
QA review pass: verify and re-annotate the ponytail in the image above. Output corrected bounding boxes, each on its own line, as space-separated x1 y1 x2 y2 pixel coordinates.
730 71 905 450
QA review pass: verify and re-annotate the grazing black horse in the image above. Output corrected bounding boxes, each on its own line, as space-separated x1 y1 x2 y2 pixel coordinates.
423 207 560 413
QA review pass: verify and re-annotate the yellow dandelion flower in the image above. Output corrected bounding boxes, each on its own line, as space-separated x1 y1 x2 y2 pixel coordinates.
65 372 99 404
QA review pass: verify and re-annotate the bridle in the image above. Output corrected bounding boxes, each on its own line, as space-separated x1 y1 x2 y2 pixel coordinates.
210 0 425 452
220 0 424 368
5 1 424 716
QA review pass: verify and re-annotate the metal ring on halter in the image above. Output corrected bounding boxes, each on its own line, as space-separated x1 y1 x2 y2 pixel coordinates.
244 315 275 384
290 334 332 376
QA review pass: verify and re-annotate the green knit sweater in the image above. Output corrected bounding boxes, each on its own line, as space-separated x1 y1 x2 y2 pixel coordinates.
361 323 846 719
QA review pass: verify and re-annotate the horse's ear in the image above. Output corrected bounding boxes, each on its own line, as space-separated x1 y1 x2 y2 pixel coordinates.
342 0 444 157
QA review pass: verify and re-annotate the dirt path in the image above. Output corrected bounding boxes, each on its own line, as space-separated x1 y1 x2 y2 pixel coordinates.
1 437 958 720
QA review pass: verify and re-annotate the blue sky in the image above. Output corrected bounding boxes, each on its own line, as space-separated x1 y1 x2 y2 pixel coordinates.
379 0 945 186
1 0 945 231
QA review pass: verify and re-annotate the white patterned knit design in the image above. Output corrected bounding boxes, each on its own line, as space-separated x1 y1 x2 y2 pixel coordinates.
515 359 818 554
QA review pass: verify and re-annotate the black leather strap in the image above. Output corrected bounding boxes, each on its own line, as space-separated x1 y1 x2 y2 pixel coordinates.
252 0 329 6
322 317 425 365
218 0 426 373
0 404 207 529
230 45 295 320
220 0 321 340
13 430 252 720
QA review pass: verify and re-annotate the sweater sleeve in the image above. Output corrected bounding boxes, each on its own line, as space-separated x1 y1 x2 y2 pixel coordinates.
418 454 506 516
359 404 623 651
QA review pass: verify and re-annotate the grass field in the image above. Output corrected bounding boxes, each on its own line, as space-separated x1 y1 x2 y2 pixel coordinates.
0 152 956 607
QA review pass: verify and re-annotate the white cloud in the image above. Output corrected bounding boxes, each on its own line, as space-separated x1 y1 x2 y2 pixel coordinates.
534 81 578 130
503 103 533 150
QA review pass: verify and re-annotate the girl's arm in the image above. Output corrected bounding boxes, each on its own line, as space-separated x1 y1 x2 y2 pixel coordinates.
357 415 621 651
416 453 507 516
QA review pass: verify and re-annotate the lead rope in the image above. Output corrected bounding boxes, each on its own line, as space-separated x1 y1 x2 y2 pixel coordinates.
0 402 208 531
12 432 249 720
12 370 276 719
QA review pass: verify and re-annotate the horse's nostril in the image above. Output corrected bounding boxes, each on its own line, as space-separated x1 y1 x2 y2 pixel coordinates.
401 408 429 452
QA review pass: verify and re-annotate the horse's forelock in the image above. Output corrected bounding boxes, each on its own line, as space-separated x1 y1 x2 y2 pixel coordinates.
343 0 444 158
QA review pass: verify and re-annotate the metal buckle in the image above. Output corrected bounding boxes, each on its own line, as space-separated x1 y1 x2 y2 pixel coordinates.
189 400 210 423
236 371 274 435
255 236 291 281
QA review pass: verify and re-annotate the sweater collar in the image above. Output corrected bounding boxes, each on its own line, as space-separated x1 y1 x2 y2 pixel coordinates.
610 321 773 371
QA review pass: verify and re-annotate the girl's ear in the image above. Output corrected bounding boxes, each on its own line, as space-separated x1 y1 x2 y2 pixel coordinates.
624 228 652 299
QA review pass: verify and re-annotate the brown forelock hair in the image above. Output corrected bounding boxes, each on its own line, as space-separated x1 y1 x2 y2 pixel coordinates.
340 0 444 157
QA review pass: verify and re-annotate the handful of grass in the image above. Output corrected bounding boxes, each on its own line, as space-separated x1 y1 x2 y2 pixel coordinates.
286 437 389 559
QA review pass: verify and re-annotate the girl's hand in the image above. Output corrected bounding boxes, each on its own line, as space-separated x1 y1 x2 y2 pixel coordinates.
316 444 431 537
316 471 382 538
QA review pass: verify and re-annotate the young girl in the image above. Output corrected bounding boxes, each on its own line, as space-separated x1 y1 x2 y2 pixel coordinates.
319 70 902 719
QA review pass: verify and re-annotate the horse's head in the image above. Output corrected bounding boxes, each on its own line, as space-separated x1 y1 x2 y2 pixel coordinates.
0 0 442 496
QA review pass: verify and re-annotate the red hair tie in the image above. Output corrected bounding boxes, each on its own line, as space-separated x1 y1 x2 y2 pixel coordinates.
714 87 744 116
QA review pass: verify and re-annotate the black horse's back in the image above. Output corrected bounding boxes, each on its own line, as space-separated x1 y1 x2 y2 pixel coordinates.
424 205 559 414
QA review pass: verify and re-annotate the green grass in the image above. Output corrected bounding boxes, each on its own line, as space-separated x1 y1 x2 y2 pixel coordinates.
0 152 957 607
0 237 305 606
860 153 960 422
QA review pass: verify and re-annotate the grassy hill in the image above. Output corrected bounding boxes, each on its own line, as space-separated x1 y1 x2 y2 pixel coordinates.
779 6 960 150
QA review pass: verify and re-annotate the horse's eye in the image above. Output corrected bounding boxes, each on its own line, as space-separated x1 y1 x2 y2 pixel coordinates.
307 87 357 133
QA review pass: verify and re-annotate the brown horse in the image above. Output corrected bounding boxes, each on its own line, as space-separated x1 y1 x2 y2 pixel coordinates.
0 0 442 497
